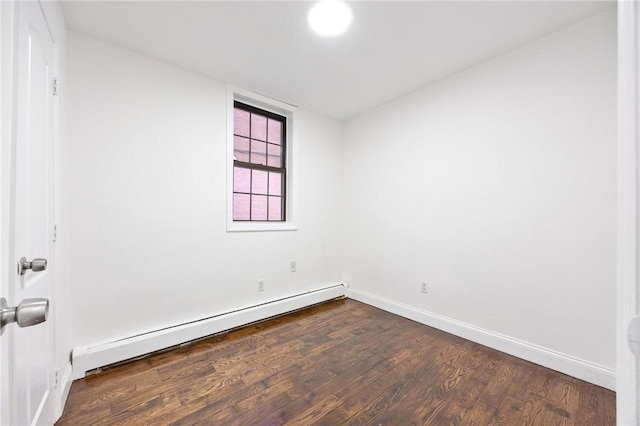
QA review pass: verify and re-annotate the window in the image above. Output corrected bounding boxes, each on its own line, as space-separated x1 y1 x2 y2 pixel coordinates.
232 102 286 221
227 87 296 232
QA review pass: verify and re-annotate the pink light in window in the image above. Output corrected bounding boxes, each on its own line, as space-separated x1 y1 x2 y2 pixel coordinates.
233 193 250 220
250 140 267 165
252 170 268 195
267 144 282 168
268 119 282 145
269 196 282 221
252 195 268 220
251 114 267 141
234 167 250 193
268 172 282 196
234 136 250 162
234 108 250 137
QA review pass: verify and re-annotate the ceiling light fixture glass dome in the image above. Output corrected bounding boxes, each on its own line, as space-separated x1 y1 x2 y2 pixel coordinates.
308 0 353 37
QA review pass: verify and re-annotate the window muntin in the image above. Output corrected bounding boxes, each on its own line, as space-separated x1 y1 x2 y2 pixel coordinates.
232 101 286 222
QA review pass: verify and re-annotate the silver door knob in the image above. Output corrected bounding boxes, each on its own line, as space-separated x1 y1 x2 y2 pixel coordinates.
0 297 49 335
18 257 47 275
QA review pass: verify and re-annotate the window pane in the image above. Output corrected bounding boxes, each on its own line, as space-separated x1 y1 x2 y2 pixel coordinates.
251 195 268 220
232 102 287 224
268 172 282 196
250 141 267 165
234 167 250 193
267 144 282 168
268 196 282 221
234 136 250 162
234 108 250 137
251 114 267 141
267 119 282 145
233 193 250 220
252 169 268 195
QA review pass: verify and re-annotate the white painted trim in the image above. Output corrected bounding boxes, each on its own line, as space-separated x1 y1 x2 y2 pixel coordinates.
31 388 53 426
617 1 640 424
226 85 297 232
57 363 72 419
72 284 346 380
349 289 616 391
227 221 298 233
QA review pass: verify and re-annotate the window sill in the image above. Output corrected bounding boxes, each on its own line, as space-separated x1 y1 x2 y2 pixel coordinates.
227 222 298 233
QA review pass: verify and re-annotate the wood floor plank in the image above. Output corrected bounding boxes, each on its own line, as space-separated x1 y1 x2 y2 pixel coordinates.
56 299 616 425
166 382 266 425
397 362 476 425
489 395 525 426
345 333 467 424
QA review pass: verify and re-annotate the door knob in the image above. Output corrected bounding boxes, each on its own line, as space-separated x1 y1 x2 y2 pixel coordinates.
18 257 47 275
0 298 49 335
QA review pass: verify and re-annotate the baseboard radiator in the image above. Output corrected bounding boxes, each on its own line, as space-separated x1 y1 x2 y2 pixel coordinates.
71 284 347 380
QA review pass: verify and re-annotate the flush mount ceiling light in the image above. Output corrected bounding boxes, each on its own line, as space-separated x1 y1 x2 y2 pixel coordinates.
308 0 353 37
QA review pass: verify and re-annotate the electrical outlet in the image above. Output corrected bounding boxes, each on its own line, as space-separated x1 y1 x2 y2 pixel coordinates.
258 280 265 292
290 261 297 272
420 281 428 294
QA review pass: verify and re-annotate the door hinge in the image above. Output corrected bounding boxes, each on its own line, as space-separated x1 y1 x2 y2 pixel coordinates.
52 224 57 243
52 77 59 96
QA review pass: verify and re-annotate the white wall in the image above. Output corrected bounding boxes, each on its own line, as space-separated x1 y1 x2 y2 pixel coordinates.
64 32 344 348
343 10 616 386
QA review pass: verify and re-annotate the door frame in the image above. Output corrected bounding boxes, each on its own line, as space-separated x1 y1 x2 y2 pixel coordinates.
618 1 639 425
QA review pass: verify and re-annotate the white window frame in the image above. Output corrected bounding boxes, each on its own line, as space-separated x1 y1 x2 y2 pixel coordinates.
226 85 297 232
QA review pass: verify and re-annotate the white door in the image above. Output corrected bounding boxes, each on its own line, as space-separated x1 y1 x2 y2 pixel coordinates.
1 1 57 425
619 2 640 425
0 2 13 424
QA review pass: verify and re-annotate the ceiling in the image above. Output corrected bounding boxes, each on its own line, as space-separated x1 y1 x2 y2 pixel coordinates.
61 1 615 121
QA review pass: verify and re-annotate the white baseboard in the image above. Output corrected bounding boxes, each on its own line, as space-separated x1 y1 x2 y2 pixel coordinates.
72 284 346 380
349 289 616 391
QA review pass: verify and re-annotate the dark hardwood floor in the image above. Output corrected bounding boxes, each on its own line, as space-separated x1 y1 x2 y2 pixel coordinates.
56 299 615 425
